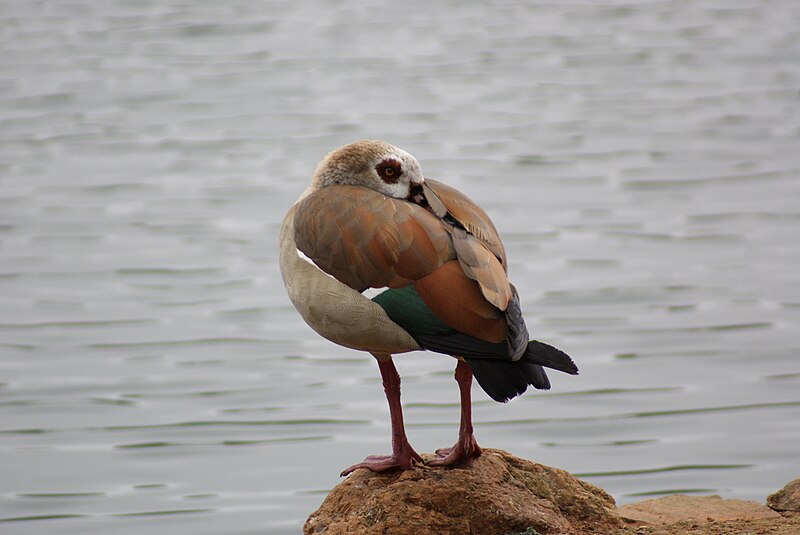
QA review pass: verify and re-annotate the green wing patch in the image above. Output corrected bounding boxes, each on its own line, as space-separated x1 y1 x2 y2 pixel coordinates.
371 285 453 338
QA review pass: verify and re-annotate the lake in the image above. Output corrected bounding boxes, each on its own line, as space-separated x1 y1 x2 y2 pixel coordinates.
1 1 799 533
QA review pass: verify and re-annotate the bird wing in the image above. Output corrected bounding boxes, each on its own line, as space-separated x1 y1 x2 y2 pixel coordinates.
422 179 512 312
294 185 454 291
423 179 507 266
294 183 521 351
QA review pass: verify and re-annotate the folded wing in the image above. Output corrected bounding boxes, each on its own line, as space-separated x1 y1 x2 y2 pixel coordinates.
294 185 453 291
294 183 524 354
423 180 512 311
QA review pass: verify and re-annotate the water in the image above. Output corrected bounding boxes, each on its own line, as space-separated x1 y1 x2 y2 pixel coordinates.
1 1 799 533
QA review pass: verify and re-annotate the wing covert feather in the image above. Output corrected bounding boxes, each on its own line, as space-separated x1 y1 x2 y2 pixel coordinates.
294 186 454 291
421 179 512 309
451 227 513 311
424 179 507 267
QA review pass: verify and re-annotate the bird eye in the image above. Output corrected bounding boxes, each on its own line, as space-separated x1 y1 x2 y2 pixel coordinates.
375 159 402 184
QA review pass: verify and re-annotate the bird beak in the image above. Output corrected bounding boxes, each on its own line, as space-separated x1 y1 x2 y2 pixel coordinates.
408 180 448 218
407 182 425 205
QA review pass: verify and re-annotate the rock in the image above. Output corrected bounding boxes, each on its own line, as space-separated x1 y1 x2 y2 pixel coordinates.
617 494 780 526
304 449 621 535
768 477 800 512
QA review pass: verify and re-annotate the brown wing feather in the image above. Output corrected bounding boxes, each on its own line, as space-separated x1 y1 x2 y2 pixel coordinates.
424 179 507 268
294 185 454 291
413 261 507 343
423 179 512 310
451 227 513 311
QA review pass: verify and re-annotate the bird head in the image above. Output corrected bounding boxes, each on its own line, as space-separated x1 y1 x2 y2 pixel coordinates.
311 140 425 201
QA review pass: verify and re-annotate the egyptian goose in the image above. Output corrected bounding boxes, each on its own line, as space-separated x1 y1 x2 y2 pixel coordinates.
279 140 577 476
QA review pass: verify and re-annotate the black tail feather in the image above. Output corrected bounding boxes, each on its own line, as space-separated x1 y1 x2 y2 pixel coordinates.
414 334 578 375
523 361 551 391
465 358 551 403
525 340 579 375
413 333 577 403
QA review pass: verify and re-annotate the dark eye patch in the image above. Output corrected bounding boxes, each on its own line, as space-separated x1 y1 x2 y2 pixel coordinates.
375 159 403 184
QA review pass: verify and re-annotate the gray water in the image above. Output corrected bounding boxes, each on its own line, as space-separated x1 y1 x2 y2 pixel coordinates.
1 1 799 533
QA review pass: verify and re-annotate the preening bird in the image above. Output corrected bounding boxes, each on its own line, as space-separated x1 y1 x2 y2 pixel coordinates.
279 140 578 476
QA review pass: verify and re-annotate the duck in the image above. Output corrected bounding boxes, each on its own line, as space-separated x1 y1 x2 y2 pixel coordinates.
279 140 578 476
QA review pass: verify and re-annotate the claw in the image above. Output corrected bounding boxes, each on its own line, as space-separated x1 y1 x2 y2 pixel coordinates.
428 434 482 467
340 446 423 476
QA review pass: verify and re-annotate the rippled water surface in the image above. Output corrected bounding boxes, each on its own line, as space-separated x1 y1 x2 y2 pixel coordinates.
2 1 800 533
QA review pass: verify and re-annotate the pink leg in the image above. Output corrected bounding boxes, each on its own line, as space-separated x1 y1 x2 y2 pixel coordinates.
428 359 482 466
340 357 423 476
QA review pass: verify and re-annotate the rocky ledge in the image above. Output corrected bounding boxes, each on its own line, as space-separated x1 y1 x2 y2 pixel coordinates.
304 449 800 535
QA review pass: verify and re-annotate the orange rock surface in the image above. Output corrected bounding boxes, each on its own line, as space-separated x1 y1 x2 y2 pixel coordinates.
304 448 620 534
768 478 800 512
618 494 780 525
304 451 799 535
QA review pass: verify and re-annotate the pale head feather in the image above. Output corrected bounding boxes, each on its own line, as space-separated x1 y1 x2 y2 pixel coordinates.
310 140 425 200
